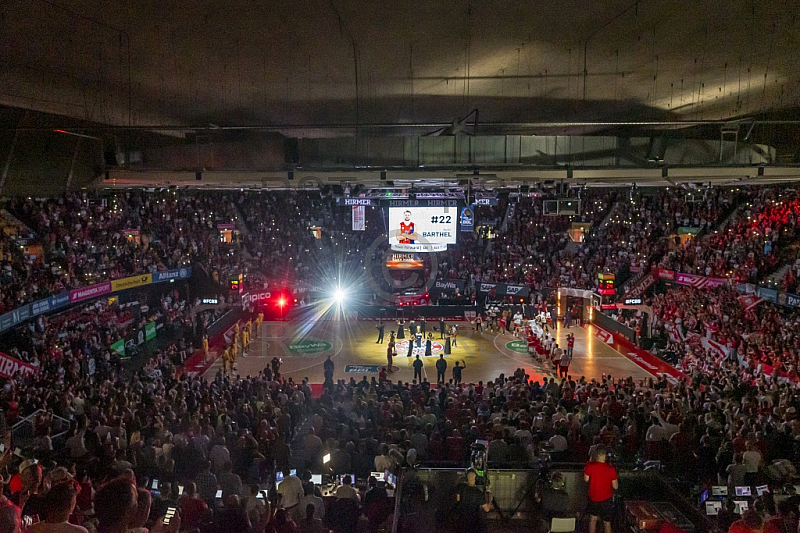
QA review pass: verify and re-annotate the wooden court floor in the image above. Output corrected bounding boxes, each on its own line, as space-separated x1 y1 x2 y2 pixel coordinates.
206 318 652 385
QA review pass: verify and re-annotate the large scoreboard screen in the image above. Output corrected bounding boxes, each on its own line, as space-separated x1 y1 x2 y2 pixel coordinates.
388 204 458 252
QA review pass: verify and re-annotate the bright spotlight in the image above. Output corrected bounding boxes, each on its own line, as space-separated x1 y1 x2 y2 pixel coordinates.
334 289 345 304
278 297 287 307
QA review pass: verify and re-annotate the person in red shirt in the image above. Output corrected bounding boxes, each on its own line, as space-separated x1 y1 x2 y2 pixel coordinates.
729 509 764 533
584 446 618 533
178 482 210 531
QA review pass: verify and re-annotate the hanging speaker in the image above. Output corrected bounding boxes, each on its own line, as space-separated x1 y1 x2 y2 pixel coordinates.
284 138 299 165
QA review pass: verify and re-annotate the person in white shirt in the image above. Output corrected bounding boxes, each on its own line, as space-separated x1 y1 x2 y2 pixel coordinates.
375 445 394 471
209 438 231 474
297 482 325 521
244 484 267 522
334 475 360 502
742 442 762 484
548 432 568 453
277 468 304 512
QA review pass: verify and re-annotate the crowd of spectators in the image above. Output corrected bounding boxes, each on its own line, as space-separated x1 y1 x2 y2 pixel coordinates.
1 191 250 314
659 188 800 284
779 252 800 295
4 329 800 532
652 284 800 382
3 185 800 533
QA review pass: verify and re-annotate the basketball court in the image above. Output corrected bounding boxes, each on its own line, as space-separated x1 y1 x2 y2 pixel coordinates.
206 317 652 385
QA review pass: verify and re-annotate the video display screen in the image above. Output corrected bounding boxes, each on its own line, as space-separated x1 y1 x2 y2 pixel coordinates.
389 206 457 252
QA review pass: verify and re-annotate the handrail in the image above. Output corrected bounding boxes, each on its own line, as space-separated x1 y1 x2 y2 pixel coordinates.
11 409 71 449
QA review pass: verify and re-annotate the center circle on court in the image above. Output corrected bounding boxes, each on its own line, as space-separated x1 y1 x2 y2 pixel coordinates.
505 340 529 354
394 339 444 357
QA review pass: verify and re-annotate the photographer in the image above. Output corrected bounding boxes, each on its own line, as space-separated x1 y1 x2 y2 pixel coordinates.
455 468 491 533
536 472 569 523
584 446 618 533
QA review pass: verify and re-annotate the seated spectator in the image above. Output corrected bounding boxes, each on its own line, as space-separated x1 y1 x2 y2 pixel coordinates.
297 504 325 533
297 483 324 522
334 476 359 503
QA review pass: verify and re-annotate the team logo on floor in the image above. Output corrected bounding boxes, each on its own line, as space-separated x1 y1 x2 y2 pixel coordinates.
287 339 333 354
505 340 529 354
394 340 444 357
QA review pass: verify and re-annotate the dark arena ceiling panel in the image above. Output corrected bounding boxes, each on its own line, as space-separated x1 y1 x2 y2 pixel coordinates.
2 0 800 131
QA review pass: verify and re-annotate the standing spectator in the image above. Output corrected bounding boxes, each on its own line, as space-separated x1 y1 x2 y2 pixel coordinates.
584 446 618 533
271 509 298 533
277 468 304 516
30 481 87 533
243 484 267 524
209 438 231 474
178 483 209 532
211 496 250 533
728 510 764 533
742 442 763 487
0 498 21 533
195 461 218 507
219 461 243 499
93 477 139 533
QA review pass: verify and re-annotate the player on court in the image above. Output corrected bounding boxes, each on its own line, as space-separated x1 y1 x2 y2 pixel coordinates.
386 343 395 372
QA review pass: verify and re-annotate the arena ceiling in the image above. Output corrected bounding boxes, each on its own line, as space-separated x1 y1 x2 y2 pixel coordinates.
3 0 800 136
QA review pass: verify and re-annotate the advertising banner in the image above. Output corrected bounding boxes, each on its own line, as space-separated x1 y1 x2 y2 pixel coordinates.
658 268 676 280
352 206 365 231
460 205 475 233
70 282 112 303
153 267 192 283
0 267 191 334
757 287 779 303
429 279 465 296
242 290 272 308
476 283 530 298
588 326 686 383
0 352 39 378
336 197 378 207
111 339 125 355
110 273 152 292
675 272 728 290
145 322 157 342
786 293 800 309
31 293 70 316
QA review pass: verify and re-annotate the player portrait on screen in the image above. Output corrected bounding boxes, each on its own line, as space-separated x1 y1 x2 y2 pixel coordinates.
399 210 418 244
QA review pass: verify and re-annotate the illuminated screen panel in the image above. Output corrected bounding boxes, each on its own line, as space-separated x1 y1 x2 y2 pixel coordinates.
388 206 457 252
